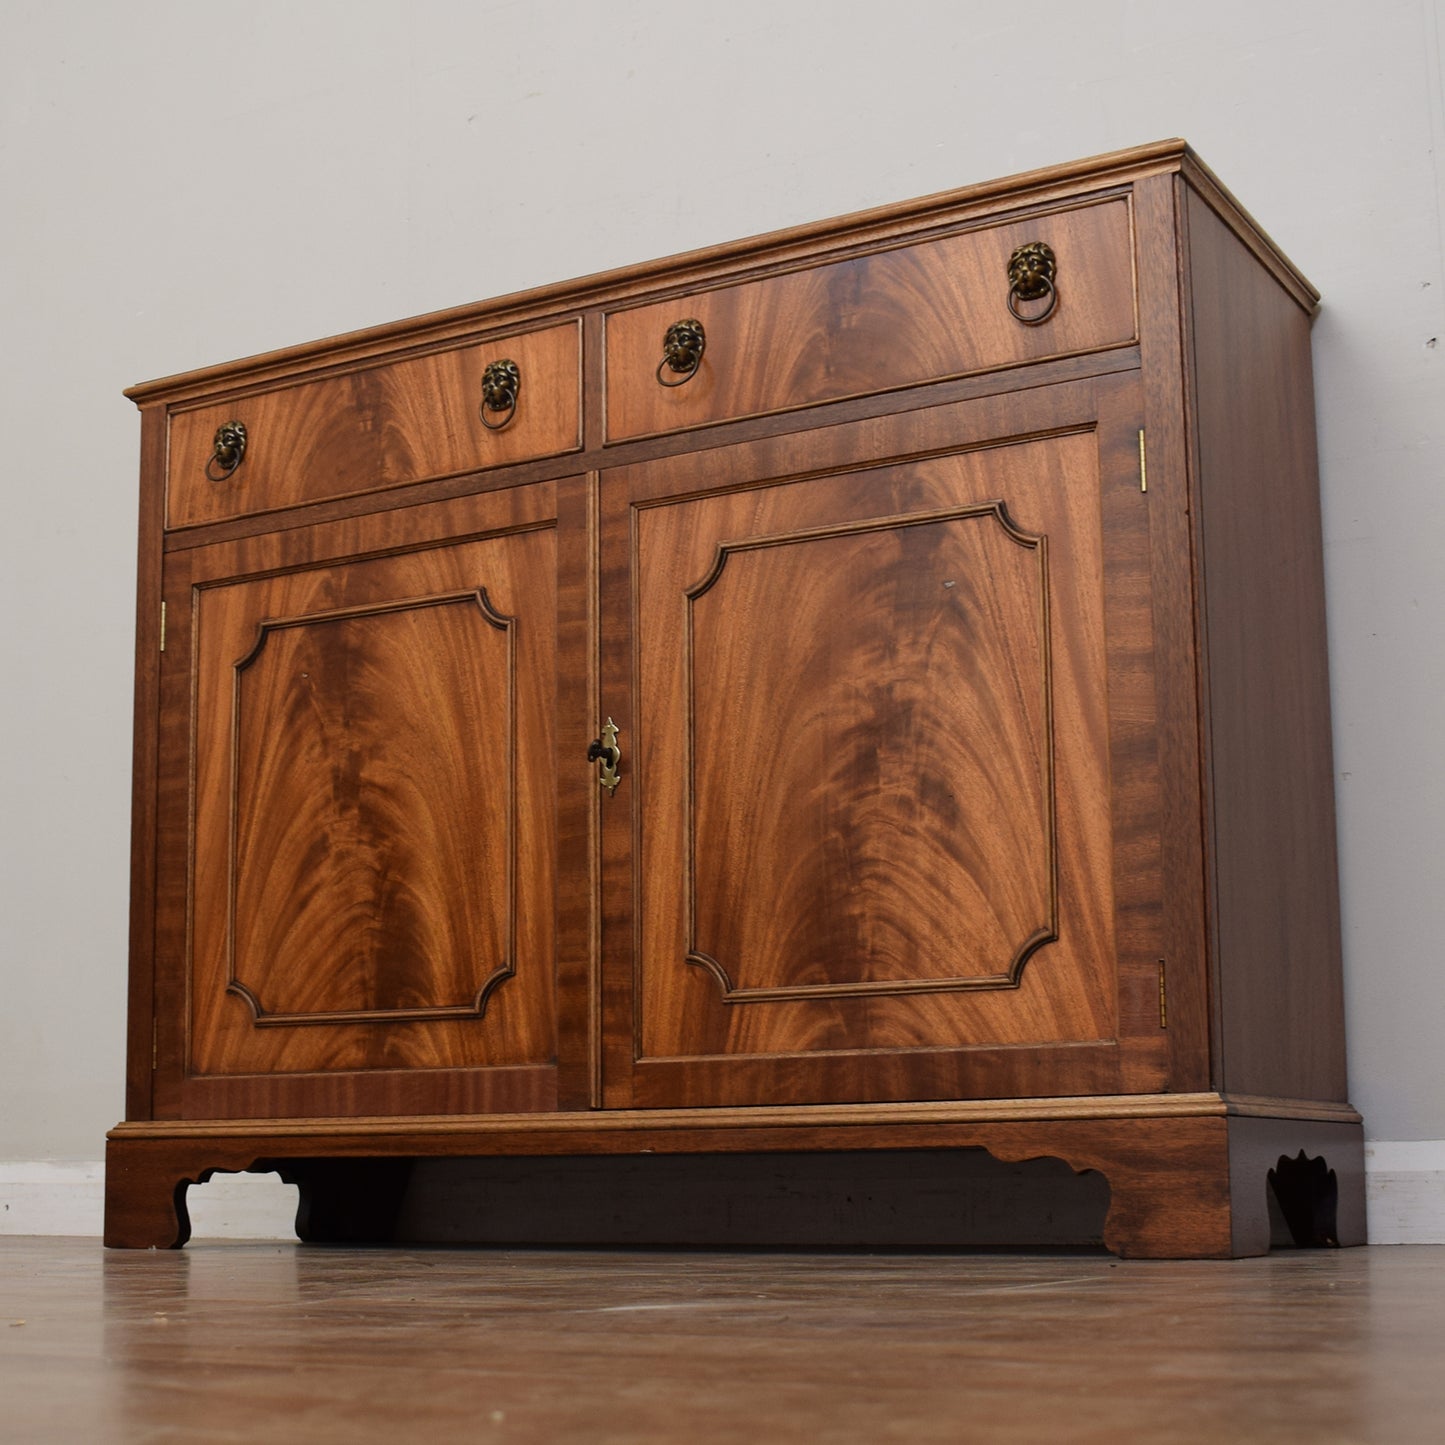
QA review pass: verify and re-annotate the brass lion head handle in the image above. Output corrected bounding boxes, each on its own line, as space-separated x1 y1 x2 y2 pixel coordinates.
656 318 706 387
205 421 248 482
1007 241 1058 325
479 358 521 430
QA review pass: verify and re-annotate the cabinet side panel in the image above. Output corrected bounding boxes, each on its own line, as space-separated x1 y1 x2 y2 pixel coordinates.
126 404 168 1121
1132 175 1211 1092
1184 190 1347 1102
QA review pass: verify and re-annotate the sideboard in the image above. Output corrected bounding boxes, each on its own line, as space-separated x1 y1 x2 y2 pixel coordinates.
106 140 1363 1256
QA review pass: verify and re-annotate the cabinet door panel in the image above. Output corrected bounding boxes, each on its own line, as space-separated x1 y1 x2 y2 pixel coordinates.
602 378 1168 1106
222 582 528 1041
686 506 1055 1004
156 482 573 1119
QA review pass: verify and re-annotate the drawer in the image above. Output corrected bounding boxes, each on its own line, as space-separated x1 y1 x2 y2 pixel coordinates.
166 320 581 528
605 197 1135 442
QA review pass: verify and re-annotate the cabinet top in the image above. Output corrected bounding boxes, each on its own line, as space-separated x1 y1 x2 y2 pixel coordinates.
126 139 1317 408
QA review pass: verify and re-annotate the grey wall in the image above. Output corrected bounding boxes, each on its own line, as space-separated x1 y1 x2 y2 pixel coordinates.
2 0 1441 1158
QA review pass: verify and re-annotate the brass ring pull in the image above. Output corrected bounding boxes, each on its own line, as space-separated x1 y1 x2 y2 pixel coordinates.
205 421 247 482
1006 241 1058 326
479 359 521 431
656 318 706 387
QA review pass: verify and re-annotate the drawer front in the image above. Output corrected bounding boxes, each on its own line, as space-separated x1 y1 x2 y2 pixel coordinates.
167 320 581 528
605 198 1135 442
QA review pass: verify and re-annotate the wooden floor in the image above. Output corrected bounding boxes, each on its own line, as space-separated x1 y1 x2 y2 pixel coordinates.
3 1239 1443 1443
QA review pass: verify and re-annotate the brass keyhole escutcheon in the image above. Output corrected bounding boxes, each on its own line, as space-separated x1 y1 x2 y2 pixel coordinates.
587 718 622 795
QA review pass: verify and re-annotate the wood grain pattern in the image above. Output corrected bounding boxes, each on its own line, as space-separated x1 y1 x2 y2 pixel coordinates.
125 403 168 1121
150 480 584 1121
34 1239 1441 1445
602 377 1171 1107
1183 188 1348 1102
228 590 518 1027
605 198 1136 441
166 321 581 528
159 349 1143 556
552 475 600 1109
639 447 1092 1053
104 1105 1363 1256
191 532 556 1076
106 1093 1367 1137
684 503 1055 1002
1130 173 1213 1092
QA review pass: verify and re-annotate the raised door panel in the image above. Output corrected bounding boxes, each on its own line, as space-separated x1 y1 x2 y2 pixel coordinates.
157 483 571 1119
223 587 525 1037
684 503 1058 1006
601 378 1170 1106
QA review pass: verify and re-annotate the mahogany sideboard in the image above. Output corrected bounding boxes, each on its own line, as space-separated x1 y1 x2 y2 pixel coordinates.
107 140 1364 1256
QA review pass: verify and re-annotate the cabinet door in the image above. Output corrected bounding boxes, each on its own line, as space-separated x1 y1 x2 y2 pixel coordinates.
153 480 588 1119
600 376 1179 1107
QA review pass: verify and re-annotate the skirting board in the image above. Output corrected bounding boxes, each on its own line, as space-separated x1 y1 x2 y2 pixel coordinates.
4 1144 1441 1244
1364 1142 1445 1244
0 1163 299 1241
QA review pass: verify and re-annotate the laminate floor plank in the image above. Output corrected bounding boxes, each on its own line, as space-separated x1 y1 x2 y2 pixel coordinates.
2 1239 1442 1443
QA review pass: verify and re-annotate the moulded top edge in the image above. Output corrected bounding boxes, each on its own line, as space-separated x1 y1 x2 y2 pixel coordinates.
1176 151 1320 315
126 139 1210 407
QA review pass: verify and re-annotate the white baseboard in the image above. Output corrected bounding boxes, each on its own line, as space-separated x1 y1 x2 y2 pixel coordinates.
0 1163 108 1237
3 1145 1442 1243
1364 1141 1445 1244
0 1163 299 1241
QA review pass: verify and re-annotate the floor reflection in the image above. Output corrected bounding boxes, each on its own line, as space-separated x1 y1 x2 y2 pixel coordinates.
0 1240 1437 1442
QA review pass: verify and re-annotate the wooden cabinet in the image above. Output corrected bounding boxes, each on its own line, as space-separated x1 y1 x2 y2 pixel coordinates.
107 141 1365 1257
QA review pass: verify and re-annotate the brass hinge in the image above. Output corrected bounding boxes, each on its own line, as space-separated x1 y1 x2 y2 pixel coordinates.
159 601 167 653
1138 429 1148 493
1158 959 1168 1029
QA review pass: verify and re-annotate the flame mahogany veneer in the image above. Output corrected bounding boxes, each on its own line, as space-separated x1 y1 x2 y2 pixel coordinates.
109 142 1363 1255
